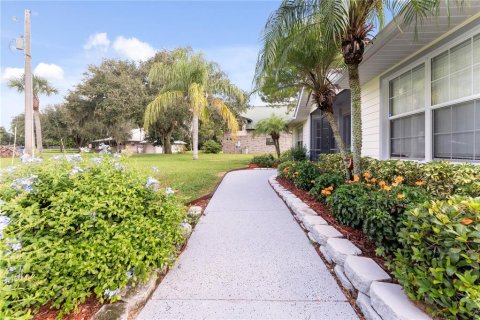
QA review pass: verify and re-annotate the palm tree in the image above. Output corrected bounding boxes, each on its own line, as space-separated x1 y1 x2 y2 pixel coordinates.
8 75 58 153
262 0 459 177
144 52 245 160
254 115 289 158
256 24 351 178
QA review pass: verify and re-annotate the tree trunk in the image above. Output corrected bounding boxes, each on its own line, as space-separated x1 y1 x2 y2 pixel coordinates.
324 111 351 180
347 64 362 177
163 129 173 154
33 96 43 153
272 133 281 158
192 113 199 160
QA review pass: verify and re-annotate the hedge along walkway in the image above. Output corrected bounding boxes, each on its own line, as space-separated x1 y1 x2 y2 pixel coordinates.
137 169 358 319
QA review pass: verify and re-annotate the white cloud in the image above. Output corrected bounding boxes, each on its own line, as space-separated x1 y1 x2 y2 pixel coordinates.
112 36 156 61
34 63 64 81
2 67 24 81
84 32 110 52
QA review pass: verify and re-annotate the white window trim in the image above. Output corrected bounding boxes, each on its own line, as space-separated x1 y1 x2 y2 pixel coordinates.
381 24 480 162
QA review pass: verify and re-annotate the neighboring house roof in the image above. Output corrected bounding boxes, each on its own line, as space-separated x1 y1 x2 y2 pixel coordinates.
242 106 293 129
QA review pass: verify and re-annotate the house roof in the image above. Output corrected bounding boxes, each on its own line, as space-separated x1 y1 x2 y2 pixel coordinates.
242 106 293 129
336 3 480 87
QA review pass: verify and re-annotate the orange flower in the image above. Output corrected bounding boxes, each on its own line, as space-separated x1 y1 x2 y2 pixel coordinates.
394 176 404 183
283 168 289 173
392 182 398 187
321 189 332 196
327 186 334 191
370 178 377 183
363 172 371 180
383 186 392 191
366 183 372 187
461 218 473 225
378 181 386 187
353 175 360 182
292 163 296 167
415 181 424 186
396 193 405 199
295 172 299 175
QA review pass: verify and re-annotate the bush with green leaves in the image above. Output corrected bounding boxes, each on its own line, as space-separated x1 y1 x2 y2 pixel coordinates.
250 154 277 168
278 145 307 163
309 173 346 203
393 196 480 319
0 155 186 319
289 161 321 191
201 140 222 154
277 160 294 179
317 153 345 174
326 183 369 228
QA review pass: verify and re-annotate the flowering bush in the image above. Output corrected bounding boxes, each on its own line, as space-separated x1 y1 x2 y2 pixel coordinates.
277 161 320 191
394 196 480 319
0 155 186 319
309 173 346 204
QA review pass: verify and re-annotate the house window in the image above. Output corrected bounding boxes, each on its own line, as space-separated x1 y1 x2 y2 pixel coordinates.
434 100 480 160
296 127 303 147
388 64 426 159
266 137 275 145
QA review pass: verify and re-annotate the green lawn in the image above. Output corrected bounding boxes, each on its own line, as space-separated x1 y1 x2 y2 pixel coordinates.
1 152 254 202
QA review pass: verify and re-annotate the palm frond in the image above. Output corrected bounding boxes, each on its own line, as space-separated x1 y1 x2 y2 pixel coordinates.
210 98 240 138
144 90 184 130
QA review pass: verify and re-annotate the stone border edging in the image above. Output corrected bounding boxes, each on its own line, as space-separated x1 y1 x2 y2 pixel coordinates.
268 174 431 320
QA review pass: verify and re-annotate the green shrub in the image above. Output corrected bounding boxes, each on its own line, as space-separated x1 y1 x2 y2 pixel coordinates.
317 153 345 175
201 140 222 154
393 196 480 319
278 146 307 163
277 160 294 179
309 173 346 203
250 154 277 168
361 185 430 253
0 155 186 319
326 183 369 228
290 161 321 191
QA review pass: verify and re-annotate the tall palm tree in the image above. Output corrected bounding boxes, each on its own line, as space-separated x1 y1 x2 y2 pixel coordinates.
8 75 58 153
262 0 458 177
144 52 244 160
256 24 351 178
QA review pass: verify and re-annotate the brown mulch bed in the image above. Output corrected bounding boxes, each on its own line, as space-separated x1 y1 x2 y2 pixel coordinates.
33 296 103 320
276 177 388 272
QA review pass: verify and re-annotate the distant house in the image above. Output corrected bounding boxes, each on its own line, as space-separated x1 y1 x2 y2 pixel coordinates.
92 129 188 154
222 106 293 154
292 4 480 162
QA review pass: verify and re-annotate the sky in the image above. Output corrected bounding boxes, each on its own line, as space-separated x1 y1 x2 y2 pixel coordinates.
0 0 281 128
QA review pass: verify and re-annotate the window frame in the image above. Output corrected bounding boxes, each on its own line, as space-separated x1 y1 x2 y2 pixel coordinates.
381 25 480 162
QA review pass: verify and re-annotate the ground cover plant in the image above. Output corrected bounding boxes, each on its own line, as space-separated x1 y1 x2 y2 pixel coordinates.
0 154 188 319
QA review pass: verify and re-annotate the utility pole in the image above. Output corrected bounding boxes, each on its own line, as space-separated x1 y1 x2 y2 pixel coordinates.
24 9 34 156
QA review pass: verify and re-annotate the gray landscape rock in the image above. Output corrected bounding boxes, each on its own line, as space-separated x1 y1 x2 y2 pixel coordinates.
370 282 431 320
344 256 391 294
325 238 361 267
334 265 354 292
180 222 192 238
121 273 158 311
302 215 328 232
307 232 317 243
311 225 343 245
320 245 333 264
356 292 382 320
93 302 128 320
188 206 202 218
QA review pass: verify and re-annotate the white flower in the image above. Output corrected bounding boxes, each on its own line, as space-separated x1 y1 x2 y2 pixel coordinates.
146 177 159 189
0 216 11 240
113 153 121 158
104 288 119 299
8 240 21 251
114 162 125 171
151 166 159 173
126 268 134 279
65 154 82 162
91 157 102 164
165 187 174 195
70 167 84 175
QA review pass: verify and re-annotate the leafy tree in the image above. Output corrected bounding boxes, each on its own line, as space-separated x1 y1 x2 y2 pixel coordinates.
256 23 351 178
144 51 246 160
10 114 25 146
262 0 461 176
0 127 12 145
254 114 289 158
7 75 58 153
41 104 75 150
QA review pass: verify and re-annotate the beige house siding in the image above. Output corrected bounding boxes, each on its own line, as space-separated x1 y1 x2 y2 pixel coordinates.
223 130 292 154
360 77 381 159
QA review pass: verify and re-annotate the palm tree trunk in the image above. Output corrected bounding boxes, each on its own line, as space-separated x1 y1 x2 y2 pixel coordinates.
272 134 281 158
192 113 199 160
324 111 351 180
163 129 173 154
348 64 362 177
33 110 43 153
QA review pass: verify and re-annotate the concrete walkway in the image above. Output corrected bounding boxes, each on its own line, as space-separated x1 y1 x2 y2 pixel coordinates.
137 170 358 319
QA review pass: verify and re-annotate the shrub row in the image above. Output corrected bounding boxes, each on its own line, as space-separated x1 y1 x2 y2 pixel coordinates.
278 156 480 318
0 155 186 319
250 146 307 168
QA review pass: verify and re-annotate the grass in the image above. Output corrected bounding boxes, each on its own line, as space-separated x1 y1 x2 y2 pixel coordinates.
1 152 254 202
